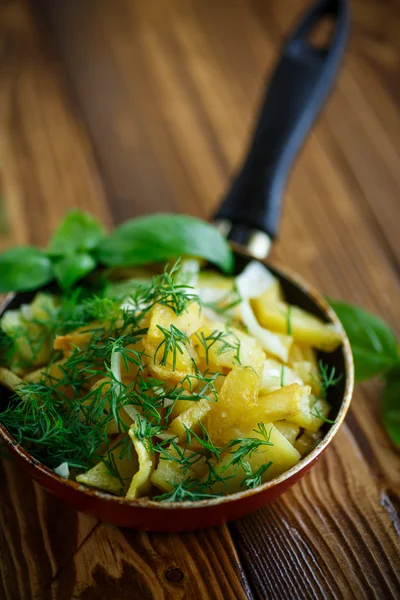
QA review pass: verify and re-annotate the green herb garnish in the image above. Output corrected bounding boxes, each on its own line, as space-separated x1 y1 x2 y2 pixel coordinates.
0 211 234 293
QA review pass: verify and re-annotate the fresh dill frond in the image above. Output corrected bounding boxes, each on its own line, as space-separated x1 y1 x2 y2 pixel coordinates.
154 324 190 371
317 360 343 399
195 328 241 365
183 421 222 462
240 461 273 489
153 477 222 502
223 422 274 470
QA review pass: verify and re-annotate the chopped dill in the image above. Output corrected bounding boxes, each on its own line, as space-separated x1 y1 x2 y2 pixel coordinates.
317 360 343 398
240 461 273 489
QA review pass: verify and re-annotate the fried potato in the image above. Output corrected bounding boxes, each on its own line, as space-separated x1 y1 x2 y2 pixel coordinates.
273 420 301 446
208 424 301 494
126 429 155 499
0 367 23 391
145 337 196 384
148 302 203 342
168 398 212 443
252 299 342 351
288 393 331 432
205 366 260 443
291 360 322 396
193 322 266 371
240 384 304 431
294 431 322 456
76 438 139 496
53 324 97 354
151 445 207 493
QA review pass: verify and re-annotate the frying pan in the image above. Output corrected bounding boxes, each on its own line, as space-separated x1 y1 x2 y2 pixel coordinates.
0 0 353 531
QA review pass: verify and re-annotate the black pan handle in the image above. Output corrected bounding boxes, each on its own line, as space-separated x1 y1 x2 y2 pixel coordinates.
214 0 349 255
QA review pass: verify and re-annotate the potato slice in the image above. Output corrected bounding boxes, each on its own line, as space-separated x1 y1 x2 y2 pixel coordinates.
208 424 301 494
168 398 212 443
238 300 293 363
76 438 139 496
53 324 97 354
0 367 23 391
83 378 133 434
294 431 322 456
240 384 304 431
252 299 342 351
291 360 322 396
145 336 195 384
289 393 331 432
273 420 300 446
193 322 266 371
205 366 260 444
148 302 203 342
126 429 155 499
151 445 207 493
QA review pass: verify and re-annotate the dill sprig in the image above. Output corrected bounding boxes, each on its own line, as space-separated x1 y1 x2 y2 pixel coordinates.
223 422 274 470
131 259 201 317
240 461 273 489
286 305 293 335
154 325 190 371
184 421 222 462
153 477 222 502
195 328 241 365
317 360 343 398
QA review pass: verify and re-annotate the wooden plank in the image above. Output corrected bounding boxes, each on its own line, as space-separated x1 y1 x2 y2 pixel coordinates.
49 524 252 600
0 1 251 598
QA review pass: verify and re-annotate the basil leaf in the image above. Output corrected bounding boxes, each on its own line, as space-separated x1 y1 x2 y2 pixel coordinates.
329 300 399 382
0 247 53 292
49 210 105 255
382 365 400 447
53 253 97 290
96 213 234 274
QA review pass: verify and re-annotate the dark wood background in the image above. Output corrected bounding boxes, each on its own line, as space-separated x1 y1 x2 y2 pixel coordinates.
0 0 399 598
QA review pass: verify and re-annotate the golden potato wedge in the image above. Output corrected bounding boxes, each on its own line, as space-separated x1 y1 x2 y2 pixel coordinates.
291 360 322 396
151 445 207 493
289 393 331 432
240 384 303 431
253 299 342 351
168 398 212 443
0 367 23 391
273 420 301 446
205 366 260 444
294 431 322 456
148 302 203 343
126 429 155 499
208 424 301 494
145 336 195 384
77 438 139 496
193 322 266 371
53 324 98 354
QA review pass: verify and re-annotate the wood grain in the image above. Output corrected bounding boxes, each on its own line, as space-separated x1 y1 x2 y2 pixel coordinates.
1 0 400 598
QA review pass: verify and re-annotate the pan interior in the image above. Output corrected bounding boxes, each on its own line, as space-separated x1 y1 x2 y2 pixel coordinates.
0 256 348 472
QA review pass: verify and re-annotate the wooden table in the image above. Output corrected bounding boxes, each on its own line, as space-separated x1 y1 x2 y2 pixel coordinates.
1 0 399 598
